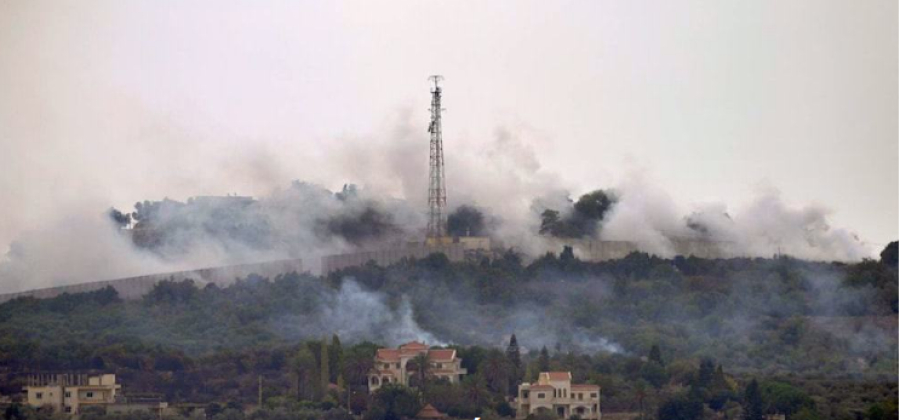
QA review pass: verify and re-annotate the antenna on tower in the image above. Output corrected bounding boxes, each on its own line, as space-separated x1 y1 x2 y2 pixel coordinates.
426 75 447 240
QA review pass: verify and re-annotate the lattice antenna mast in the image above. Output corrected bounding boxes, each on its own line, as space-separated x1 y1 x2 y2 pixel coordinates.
426 75 447 239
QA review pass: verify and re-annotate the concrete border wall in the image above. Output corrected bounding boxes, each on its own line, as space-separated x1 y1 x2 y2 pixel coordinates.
0 259 303 304
322 244 468 275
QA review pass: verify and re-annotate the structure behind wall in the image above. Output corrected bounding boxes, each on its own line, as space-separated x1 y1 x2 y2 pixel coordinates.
322 237 493 275
566 238 734 261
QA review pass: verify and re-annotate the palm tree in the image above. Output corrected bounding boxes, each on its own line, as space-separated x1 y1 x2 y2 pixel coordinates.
407 353 430 388
345 354 374 389
479 352 512 395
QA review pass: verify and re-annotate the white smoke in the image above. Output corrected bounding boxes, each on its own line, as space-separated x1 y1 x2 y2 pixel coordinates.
597 172 872 261
273 280 444 346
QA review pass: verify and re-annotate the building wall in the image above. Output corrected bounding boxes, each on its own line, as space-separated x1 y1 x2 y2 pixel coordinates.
0 259 303 304
24 374 121 415
516 373 600 420
367 345 467 392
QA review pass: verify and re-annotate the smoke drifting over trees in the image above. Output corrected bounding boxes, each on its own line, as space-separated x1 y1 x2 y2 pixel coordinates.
538 189 616 238
0 114 881 294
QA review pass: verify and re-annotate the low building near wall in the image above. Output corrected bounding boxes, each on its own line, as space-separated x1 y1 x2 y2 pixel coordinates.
554 238 734 261
516 372 600 420
368 341 467 392
107 394 168 416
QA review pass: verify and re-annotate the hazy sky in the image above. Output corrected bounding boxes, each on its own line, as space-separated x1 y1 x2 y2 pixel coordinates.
1 0 897 252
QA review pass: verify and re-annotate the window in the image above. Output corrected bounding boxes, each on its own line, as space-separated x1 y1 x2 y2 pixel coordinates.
395 363 400 369
383 363 389 369
576 407 585 415
65 392 71 398
436 363 443 369
371 377 380 386
65 407 72 413
591 393 598 398
35 392 43 399
86 392 94 398
522 391 529 399
537 393 545 399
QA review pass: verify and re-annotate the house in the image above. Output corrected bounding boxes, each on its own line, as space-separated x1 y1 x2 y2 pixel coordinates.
368 341 467 392
515 372 600 420
23 374 121 415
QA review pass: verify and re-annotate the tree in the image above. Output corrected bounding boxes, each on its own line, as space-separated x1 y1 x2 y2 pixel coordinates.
560 246 577 265
880 241 898 267
573 190 615 221
329 334 343 384
108 208 131 228
648 345 664 366
696 358 715 389
658 393 703 420
366 385 421 420
760 381 815 418
320 338 330 397
506 334 522 396
538 346 551 373
290 346 317 400
343 344 376 389
539 210 562 236
478 350 513 395
506 335 522 370
447 205 486 237
407 353 430 388
640 361 668 390
742 379 764 420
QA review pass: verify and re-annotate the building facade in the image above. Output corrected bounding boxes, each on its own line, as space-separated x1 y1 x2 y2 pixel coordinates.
368 342 467 392
516 372 600 420
24 374 121 415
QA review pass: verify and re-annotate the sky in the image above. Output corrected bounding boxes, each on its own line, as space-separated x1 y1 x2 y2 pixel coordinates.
0 0 897 259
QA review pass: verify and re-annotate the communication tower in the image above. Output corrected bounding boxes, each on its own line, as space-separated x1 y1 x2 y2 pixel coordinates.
426 75 447 239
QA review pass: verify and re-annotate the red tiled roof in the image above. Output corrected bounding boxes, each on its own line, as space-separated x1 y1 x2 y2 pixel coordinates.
416 404 446 419
427 349 456 361
400 341 429 351
544 372 571 381
376 349 401 361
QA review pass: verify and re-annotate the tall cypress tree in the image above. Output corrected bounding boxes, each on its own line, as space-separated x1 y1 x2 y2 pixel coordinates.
506 334 522 396
648 344 664 366
506 334 522 370
742 379 764 420
329 334 343 383
538 346 551 373
320 337 330 399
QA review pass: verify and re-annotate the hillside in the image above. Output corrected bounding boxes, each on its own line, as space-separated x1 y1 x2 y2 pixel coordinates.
0 248 896 419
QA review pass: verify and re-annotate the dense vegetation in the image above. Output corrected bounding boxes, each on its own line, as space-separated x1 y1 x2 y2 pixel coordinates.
0 244 896 420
